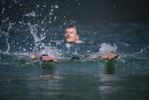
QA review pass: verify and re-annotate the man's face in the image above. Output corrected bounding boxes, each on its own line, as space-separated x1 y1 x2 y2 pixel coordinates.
64 27 79 43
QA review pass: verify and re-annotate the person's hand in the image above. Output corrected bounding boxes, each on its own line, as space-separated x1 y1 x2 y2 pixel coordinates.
102 53 119 60
29 55 36 59
42 56 57 62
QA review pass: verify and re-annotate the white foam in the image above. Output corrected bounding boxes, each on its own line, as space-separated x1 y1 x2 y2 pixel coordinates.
28 24 46 51
65 43 72 50
99 43 117 56
39 46 62 59
89 43 118 58
28 23 62 59
4 38 10 54
25 11 36 17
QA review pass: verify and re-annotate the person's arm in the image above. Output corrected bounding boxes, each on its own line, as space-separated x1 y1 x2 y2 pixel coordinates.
29 55 57 62
102 53 119 60
87 53 119 60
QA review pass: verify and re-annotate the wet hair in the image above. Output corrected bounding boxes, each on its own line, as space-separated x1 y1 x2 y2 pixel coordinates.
66 25 79 35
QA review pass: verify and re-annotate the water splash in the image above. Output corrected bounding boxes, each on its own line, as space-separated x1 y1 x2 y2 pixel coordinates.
4 38 10 54
65 43 72 52
27 23 62 58
99 43 117 56
24 11 36 17
28 24 45 51
1 22 14 54
0 0 86 59
89 43 118 58
39 46 62 59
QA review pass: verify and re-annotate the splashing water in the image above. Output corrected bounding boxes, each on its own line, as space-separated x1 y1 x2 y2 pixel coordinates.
1 22 14 54
24 11 36 17
0 0 148 61
89 43 118 58
99 43 117 56
65 43 72 51
39 46 62 59
0 1 149 100
0 0 80 57
26 23 62 58
28 24 45 51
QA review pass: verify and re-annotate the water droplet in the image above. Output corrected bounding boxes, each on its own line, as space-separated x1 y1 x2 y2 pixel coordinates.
87 50 90 53
55 5 59 9
49 12 53 15
25 11 36 17
43 5 46 7
41 28 44 31
54 16 57 22
23 48 26 51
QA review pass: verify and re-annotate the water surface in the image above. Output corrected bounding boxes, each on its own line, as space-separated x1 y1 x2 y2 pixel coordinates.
0 0 149 100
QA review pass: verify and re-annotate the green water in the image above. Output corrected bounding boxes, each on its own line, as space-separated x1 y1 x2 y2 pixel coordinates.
1 0 149 100
0 57 149 100
1 21 149 99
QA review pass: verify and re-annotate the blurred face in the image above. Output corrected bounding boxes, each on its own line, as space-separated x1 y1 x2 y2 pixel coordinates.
64 27 79 43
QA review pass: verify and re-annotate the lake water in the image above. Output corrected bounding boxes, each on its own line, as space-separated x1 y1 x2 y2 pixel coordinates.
0 0 149 100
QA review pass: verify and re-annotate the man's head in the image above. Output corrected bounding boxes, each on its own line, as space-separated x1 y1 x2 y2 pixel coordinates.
64 26 79 43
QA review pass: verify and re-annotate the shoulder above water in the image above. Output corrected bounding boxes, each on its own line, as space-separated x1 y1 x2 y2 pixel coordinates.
74 40 84 44
50 40 93 45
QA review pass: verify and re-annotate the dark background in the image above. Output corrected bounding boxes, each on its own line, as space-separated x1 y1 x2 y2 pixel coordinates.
1 0 149 24
59 0 149 23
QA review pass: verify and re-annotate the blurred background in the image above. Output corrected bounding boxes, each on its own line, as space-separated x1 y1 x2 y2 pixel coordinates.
1 0 149 24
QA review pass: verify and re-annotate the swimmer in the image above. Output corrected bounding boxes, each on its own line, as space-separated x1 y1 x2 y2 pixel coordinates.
29 54 58 62
29 53 119 62
54 25 84 43
65 26 84 43
29 26 119 61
